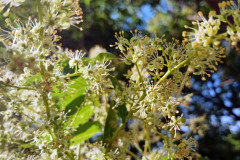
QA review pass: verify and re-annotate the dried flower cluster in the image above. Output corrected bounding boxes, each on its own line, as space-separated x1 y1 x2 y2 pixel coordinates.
0 0 239 159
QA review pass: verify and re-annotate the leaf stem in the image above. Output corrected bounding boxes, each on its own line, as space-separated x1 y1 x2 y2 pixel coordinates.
37 0 43 24
65 73 82 78
77 144 81 160
154 58 190 89
152 127 166 139
109 90 146 148
177 66 190 98
135 63 144 86
0 137 35 149
0 81 35 90
37 0 52 124
42 91 50 121
37 0 43 40
126 150 141 160
109 109 133 147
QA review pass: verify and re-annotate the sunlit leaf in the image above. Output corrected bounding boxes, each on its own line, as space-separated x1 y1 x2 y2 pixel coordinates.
23 73 42 86
52 77 88 111
68 104 95 128
95 52 116 62
70 121 101 146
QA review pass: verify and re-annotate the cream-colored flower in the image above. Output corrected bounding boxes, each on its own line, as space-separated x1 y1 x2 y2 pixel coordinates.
0 0 25 16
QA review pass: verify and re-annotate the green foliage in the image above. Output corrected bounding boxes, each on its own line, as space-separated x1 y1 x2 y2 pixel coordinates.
117 104 127 123
226 134 240 151
23 73 42 86
103 101 119 146
65 95 86 116
95 52 116 62
71 121 101 146
65 77 87 107
68 104 95 128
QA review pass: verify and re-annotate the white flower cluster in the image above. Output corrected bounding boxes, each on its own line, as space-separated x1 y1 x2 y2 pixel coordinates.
0 0 25 17
0 18 42 74
0 0 86 158
41 0 83 30
184 11 221 47
184 0 240 49
111 14 229 156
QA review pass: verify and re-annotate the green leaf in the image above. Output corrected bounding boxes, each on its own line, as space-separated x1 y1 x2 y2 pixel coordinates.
95 52 116 62
118 104 127 123
64 94 99 129
108 75 123 91
62 60 75 75
19 143 32 148
161 154 175 160
103 101 119 144
65 95 85 116
23 73 42 86
68 104 95 128
67 77 88 96
82 57 92 65
52 77 88 111
70 121 101 146
83 0 91 7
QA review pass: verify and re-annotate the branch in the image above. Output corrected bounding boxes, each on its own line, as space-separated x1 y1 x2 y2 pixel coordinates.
0 81 35 90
